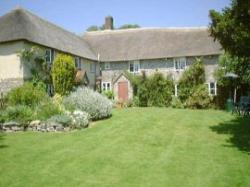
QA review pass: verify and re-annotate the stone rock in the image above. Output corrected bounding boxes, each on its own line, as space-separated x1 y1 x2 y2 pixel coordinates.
12 126 23 131
29 120 41 127
3 121 19 127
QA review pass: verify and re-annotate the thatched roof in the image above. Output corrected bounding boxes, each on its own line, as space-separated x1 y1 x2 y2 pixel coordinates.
0 8 97 60
0 8 222 62
83 28 222 62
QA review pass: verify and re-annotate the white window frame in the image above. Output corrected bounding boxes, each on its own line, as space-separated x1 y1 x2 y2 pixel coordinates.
174 84 178 97
45 49 52 64
75 57 81 70
102 82 112 91
104 62 111 70
174 57 186 71
207 82 217 96
129 60 140 73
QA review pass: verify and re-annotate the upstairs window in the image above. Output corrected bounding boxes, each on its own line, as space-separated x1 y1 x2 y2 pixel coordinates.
75 57 81 70
208 82 217 96
174 57 186 70
104 62 110 70
45 49 52 65
129 61 140 73
102 82 111 91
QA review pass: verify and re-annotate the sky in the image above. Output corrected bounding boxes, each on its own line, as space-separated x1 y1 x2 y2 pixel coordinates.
0 0 231 34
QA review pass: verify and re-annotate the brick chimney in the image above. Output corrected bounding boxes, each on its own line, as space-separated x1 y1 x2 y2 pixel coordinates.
104 16 114 30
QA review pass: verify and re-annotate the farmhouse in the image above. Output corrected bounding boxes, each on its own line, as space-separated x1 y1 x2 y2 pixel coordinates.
0 8 222 100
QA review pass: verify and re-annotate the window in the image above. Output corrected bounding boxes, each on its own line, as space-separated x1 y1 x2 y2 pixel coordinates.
129 61 140 73
208 82 217 95
104 62 110 70
174 57 186 70
90 63 95 73
45 49 52 64
102 82 111 91
75 57 81 70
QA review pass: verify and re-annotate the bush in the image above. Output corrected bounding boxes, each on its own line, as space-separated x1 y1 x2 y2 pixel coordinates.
47 114 72 127
68 110 90 129
178 58 205 102
147 73 174 107
102 90 114 100
186 84 212 109
7 82 48 106
34 99 62 121
171 96 184 109
63 87 112 120
51 53 76 95
2 105 33 128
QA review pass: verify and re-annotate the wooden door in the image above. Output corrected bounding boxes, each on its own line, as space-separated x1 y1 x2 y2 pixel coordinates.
118 81 128 101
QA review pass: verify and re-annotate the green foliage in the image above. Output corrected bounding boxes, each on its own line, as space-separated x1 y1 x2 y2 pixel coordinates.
147 73 174 107
171 96 184 109
186 85 212 109
7 82 48 107
119 24 140 29
127 71 174 107
18 46 51 84
215 53 250 87
209 0 250 58
2 105 33 127
102 90 114 100
47 114 72 127
34 99 62 121
178 58 205 102
51 54 76 95
86 25 100 31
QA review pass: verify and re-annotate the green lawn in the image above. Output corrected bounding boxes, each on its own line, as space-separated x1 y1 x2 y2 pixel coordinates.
0 108 250 187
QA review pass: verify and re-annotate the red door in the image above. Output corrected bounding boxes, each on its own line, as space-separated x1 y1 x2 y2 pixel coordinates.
118 81 128 101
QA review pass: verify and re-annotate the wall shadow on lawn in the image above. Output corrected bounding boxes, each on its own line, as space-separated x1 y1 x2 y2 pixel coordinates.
210 116 250 154
0 133 8 149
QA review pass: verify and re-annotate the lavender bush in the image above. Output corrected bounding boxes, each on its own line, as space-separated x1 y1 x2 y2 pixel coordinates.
63 87 112 120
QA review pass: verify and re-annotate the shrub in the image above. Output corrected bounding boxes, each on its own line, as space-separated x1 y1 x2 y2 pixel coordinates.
147 73 174 107
171 96 184 109
34 99 62 121
2 105 33 128
7 82 48 106
63 87 112 120
47 114 72 127
51 53 76 95
102 90 114 100
178 58 205 102
186 84 212 109
68 110 90 129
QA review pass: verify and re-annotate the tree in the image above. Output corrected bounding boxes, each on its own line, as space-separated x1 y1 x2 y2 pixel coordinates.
51 54 76 95
215 53 250 92
119 24 140 29
209 0 250 58
86 25 99 32
86 25 106 32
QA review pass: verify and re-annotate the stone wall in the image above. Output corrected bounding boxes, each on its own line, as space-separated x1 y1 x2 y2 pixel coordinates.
101 55 219 84
101 55 219 100
0 78 24 94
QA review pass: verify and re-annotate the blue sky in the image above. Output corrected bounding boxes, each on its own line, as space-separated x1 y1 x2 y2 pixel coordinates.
0 0 231 34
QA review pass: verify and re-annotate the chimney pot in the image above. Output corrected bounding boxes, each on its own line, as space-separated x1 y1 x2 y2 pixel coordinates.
104 16 114 30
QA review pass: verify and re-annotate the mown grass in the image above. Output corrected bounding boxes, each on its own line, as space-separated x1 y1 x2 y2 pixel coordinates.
0 108 250 187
